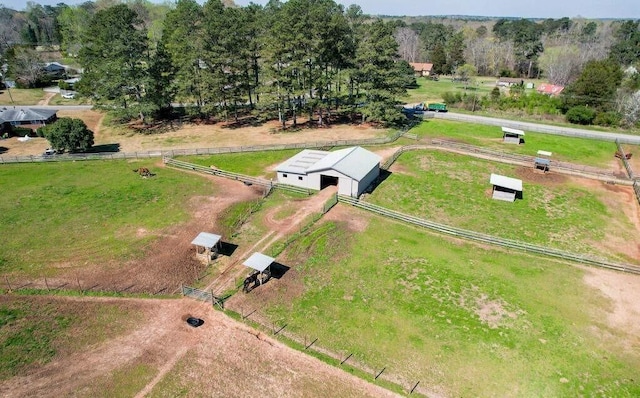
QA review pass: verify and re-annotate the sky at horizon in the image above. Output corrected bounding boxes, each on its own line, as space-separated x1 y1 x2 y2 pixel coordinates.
2 0 639 19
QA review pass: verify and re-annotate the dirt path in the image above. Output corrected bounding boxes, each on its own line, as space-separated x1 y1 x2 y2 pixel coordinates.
0 296 400 398
583 267 640 346
38 92 56 106
205 186 338 295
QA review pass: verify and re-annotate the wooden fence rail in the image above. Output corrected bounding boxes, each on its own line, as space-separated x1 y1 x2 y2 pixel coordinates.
163 157 313 196
337 195 640 275
382 140 630 184
0 130 406 164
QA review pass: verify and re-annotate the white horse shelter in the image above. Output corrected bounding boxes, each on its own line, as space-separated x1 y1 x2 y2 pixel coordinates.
276 146 381 198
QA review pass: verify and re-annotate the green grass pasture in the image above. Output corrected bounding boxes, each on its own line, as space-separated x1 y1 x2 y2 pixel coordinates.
0 160 215 276
257 214 640 397
367 150 636 263
0 295 140 380
403 76 507 104
413 119 620 168
179 149 299 178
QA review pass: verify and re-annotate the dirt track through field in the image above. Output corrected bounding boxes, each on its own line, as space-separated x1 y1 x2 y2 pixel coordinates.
0 296 400 398
204 186 338 295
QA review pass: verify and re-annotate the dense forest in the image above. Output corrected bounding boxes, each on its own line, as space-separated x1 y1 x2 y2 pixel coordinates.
1 0 639 127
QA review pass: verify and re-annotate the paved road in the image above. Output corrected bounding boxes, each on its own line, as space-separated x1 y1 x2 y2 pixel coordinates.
432 112 640 144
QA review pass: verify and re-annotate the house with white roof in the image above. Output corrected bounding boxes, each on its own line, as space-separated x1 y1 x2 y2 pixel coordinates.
276 146 382 198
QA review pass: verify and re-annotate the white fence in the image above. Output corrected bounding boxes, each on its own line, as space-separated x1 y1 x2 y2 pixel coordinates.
337 195 640 275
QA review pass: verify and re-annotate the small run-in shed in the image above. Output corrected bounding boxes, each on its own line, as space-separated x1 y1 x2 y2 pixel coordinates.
534 150 552 172
490 173 523 202
242 252 275 292
501 127 525 144
191 232 222 264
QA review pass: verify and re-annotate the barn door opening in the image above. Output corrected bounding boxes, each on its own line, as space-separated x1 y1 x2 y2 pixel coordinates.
320 175 339 190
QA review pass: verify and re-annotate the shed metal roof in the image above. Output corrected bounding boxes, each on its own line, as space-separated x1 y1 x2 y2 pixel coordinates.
537 150 552 157
534 157 550 165
501 127 525 136
490 173 523 191
277 146 381 181
243 252 275 272
190 232 221 248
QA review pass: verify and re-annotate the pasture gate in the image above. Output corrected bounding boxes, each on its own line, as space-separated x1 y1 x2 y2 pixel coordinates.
182 285 225 309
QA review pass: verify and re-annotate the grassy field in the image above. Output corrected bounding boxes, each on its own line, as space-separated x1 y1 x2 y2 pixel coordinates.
367 150 636 263
0 160 215 276
403 76 537 104
412 119 620 168
179 149 299 178
0 295 140 380
0 88 46 106
249 213 640 397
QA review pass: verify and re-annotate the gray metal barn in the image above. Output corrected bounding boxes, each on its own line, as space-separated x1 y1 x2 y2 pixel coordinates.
490 173 523 202
276 146 381 198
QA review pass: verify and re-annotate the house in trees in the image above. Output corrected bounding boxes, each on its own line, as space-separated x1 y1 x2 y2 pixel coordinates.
0 107 58 133
497 77 524 87
42 62 67 79
536 84 564 96
409 63 434 77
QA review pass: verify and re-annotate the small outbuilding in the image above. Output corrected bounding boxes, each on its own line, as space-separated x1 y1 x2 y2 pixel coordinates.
490 173 523 202
191 232 222 264
276 146 381 198
242 252 275 293
501 127 525 144
534 150 552 172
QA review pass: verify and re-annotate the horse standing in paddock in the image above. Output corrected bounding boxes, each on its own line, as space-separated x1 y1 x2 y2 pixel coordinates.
133 167 151 177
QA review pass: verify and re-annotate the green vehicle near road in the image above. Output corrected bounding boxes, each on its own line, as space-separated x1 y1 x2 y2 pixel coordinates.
427 102 447 112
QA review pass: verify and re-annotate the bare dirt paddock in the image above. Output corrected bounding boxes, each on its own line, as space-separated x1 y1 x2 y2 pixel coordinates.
0 110 387 156
0 296 400 398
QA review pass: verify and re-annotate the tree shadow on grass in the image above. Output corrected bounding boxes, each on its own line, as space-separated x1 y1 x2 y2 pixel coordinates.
220 116 266 129
87 143 121 153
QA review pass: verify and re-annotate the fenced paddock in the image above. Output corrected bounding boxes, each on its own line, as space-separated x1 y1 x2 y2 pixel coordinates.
337 195 640 275
381 140 631 184
0 130 406 164
435 112 640 145
163 157 313 196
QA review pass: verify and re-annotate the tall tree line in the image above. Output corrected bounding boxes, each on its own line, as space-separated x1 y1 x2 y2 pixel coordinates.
76 0 413 126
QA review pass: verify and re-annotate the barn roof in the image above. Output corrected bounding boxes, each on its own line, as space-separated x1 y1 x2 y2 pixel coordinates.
277 146 381 181
0 108 57 123
501 126 525 136
243 252 275 272
191 232 221 248
307 147 381 181
276 149 330 174
490 173 523 191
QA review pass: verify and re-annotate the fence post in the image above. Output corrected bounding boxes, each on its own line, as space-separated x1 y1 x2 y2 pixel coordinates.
4 276 11 291
44 277 50 291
